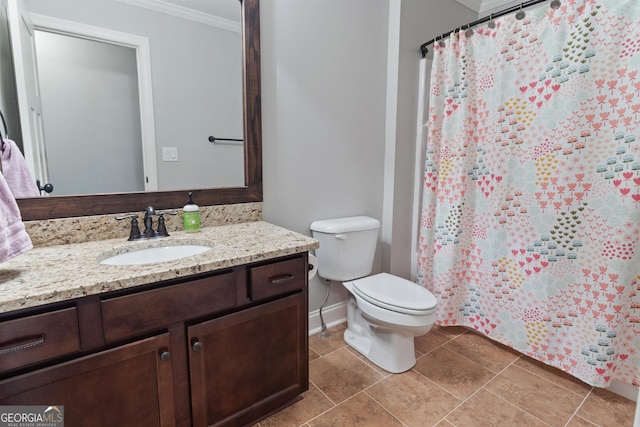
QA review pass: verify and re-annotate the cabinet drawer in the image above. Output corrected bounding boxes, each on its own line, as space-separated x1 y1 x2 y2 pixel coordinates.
0 307 80 373
101 271 236 342
249 256 306 301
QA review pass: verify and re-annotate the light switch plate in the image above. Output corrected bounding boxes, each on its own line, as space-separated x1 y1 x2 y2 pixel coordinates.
162 147 178 162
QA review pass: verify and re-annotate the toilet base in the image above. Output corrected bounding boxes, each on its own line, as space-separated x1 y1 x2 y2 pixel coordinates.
343 325 417 373
343 296 423 373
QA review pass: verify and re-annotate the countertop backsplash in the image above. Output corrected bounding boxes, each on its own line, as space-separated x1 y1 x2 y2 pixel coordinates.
24 202 262 247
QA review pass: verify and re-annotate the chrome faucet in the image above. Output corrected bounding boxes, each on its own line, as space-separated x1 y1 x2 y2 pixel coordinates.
116 206 177 241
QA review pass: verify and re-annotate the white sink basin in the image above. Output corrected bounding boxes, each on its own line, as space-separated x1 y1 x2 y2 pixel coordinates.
99 244 212 265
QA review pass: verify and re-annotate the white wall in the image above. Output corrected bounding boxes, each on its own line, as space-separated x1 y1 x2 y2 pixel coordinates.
261 0 477 315
261 0 390 312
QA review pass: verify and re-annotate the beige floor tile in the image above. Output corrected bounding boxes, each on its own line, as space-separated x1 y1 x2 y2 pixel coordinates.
514 355 592 396
345 346 391 377
308 392 404 427
565 415 599 426
438 325 469 337
577 387 636 427
308 324 347 356
485 365 584 426
292 323 635 427
414 328 455 355
366 370 461 427
414 346 496 400
309 347 320 362
309 347 384 404
442 331 520 374
446 389 548 426
260 383 334 427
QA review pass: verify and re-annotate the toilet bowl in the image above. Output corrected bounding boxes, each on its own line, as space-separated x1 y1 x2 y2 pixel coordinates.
343 273 437 373
309 216 438 373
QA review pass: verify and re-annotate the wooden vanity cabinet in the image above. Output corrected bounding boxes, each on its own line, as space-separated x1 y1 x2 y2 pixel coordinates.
0 333 175 427
189 295 307 426
0 253 309 427
189 256 309 427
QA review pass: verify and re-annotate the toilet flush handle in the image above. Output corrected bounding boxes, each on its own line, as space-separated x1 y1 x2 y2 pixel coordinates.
335 234 348 240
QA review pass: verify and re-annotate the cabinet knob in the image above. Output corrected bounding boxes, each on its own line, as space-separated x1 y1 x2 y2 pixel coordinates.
191 339 203 351
159 349 171 361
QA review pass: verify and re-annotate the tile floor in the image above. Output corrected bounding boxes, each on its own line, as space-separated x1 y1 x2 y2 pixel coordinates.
259 323 637 427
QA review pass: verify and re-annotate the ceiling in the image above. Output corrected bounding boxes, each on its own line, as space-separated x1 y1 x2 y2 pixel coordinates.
162 0 239 22
118 0 241 24
455 0 519 15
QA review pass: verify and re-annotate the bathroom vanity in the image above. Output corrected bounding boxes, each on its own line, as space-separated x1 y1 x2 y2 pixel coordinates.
0 221 318 427
0 0 308 422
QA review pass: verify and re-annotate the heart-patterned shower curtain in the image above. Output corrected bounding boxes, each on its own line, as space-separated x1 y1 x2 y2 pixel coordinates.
417 0 640 387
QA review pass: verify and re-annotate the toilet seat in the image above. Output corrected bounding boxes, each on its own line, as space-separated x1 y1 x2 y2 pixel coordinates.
351 273 437 315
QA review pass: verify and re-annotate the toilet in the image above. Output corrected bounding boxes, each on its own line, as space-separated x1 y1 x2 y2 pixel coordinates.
310 216 437 373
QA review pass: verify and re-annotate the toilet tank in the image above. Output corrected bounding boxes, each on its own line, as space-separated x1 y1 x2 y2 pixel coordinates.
310 216 381 281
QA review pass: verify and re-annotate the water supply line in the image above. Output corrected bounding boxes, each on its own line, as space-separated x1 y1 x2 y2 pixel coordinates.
318 279 331 338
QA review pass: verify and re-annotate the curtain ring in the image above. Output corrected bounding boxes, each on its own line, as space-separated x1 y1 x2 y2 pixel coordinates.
550 0 561 9
488 13 496 29
515 4 526 20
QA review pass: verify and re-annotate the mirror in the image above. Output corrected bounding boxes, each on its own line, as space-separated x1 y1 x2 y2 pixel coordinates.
13 0 262 220
12 0 243 195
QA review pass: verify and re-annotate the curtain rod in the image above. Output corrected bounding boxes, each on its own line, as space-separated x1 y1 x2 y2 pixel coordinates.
420 0 559 57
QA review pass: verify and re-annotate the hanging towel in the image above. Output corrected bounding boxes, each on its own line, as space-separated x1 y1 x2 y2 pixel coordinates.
0 171 32 263
0 138 40 198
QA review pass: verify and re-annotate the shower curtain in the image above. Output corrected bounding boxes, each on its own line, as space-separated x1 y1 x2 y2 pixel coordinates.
417 0 640 387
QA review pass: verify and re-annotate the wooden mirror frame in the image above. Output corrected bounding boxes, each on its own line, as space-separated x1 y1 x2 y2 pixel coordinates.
17 0 262 221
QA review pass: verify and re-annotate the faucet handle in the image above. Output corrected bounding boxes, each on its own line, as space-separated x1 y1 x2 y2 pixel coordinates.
115 214 142 241
155 211 178 237
115 213 138 220
156 214 169 237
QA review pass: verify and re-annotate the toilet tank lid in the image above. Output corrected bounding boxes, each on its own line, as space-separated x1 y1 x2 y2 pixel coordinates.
310 216 381 233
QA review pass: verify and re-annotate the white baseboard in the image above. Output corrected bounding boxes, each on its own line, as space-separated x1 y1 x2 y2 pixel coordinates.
607 380 639 402
308 301 347 336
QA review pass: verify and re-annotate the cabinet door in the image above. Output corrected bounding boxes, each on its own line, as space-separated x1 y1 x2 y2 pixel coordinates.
0 333 175 427
189 293 308 427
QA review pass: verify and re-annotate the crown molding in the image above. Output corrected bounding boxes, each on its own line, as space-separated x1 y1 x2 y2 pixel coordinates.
456 0 517 14
117 0 240 33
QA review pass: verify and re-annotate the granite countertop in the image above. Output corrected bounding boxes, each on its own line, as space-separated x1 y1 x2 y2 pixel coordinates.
0 221 319 314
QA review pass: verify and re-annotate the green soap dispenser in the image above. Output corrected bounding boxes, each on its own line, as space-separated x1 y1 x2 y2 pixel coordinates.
183 192 200 232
